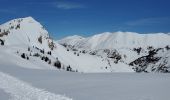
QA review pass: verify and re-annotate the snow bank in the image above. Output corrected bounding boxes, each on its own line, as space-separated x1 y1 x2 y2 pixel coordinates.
0 71 72 100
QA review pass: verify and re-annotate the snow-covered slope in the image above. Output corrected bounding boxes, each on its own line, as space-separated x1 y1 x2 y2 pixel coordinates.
52 43 133 72
0 16 170 100
0 45 169 100
0 71 72 100
0 16 55 51
59 35 85 46
0 17 62 70
58 32 170 73
0 16 169 73
0 17 134 73
0 48 169 100
58 32 170 50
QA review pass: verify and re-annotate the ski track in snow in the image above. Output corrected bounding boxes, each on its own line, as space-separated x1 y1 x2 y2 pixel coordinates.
0 71 72 100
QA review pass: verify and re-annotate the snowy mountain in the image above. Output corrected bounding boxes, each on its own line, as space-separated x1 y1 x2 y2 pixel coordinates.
58 32 170 50
0 17 133 73
0 17 73 100
0 17 63 70
0 16 170 73
58 32 170 73
0 16 170 100
0 48 169 100
0 16 55 51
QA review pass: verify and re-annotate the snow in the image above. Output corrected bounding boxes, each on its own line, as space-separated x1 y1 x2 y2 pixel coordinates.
0 44 170 100
2 16 130 73
0 59 170 100
1 16 169 73
58 31 170 72
58 35 85 46
0 89 9 100
0 16 170 100
1 16 170 73
0 46 56 70
0 16 53 51
53 43 133 73
58 31 170 50
0 71 72 100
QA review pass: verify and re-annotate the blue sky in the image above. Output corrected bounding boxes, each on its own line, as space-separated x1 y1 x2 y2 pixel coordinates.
0 0 170 39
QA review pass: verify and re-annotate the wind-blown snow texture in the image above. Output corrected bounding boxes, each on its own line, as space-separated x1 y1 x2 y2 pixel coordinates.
0 71 72 100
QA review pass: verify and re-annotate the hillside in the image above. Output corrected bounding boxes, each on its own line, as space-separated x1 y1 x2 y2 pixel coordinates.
58 32 170 50
0 16 170 100
0 17 134 73
58 32 170 73
0 16 170 73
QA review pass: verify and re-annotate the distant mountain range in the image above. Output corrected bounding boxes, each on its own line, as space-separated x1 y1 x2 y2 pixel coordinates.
58 31 170 49
0 17 170 73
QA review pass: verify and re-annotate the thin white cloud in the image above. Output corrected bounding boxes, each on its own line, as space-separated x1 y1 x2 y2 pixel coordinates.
54 1 85 10
21 1 85 10
126 17 170 26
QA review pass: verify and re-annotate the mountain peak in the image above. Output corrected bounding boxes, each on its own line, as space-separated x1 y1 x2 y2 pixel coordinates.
21 16 38 23
24 16 34 20
0 16 55 51
16 16 35 21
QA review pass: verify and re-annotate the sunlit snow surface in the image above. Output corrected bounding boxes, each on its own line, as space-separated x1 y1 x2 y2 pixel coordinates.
0 17 134 73
0 47 170 100
0 17 170 100
58 31 170 50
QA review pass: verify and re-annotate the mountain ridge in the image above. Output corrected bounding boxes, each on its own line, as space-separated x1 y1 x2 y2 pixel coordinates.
0 16 170 73
0 16 133 73
58 31 170 50
58 31 170 73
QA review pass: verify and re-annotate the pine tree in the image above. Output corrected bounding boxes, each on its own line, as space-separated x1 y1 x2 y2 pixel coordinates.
66 65 72 71
15 24 20 29
47 51 51 55
54 60 61 69
21 53 26 59
41 56 44 60
44 57 49 62
28 47 30 51
0 39 4 45
38 36 42 44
